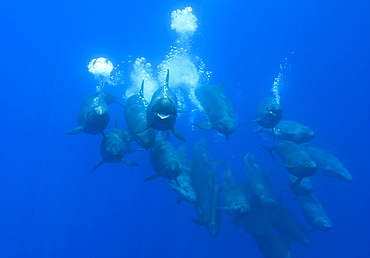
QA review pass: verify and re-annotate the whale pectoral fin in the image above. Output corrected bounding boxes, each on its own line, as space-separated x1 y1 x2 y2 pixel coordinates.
243 119 260 125
191 219 204 226
225 134 230 141
122 157 139 167
101 132 106 140
144 174 159 181
176 197 182 204
278 163 295 168
91 160 105 172
171 128 186 141
192 122 213 130
113 100 125 108
67 126 84 135
163 180 177 189
291 177 303 188
260 144 275 162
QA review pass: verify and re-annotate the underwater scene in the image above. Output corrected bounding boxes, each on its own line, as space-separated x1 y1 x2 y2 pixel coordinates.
1 0 369 257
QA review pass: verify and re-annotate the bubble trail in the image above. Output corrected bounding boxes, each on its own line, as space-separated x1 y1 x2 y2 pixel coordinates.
158 7 210 111
271 56 292 104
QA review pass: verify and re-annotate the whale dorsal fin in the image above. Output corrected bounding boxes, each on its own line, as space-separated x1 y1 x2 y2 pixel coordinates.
138 80 148 105
162 69 172 98
166 69 170 87
139 80 145 96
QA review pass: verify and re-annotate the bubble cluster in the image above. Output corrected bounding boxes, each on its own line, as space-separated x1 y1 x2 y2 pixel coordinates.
124 7 209 115
127 57 159 102
158 46 205 111
171 7 198 37
88 57 123 91
158 47 199 88
88 57 114 77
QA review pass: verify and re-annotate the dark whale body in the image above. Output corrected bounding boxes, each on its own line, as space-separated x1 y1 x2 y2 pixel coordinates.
255 97 283 129
194 79 236 140
145 70 186 141
239 196 292 258
147 133 181 181
303 144 353 182
256 120 315 143
191 138 221 237
245 97 282 138
266 202 310 246
124 81 155 149
220 166 250 221
67 92 123 136
164 145 197 203
244 152 280 208
288 175 314 198
272 141 317 187
91 125 138 172
298 194 333 232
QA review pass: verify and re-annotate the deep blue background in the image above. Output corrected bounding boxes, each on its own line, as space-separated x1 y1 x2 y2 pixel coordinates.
1 0 369 257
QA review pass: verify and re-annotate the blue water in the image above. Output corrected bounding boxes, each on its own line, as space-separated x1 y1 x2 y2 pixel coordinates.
1 0 369 257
